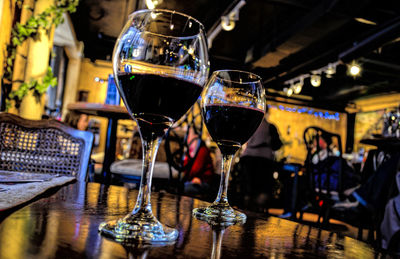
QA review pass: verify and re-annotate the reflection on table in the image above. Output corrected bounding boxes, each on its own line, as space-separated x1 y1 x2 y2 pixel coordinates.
0 181 380 258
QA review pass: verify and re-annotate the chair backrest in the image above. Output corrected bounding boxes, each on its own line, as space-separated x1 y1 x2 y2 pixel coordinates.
0 113 94 181
164 101 204 187
303 126 343 197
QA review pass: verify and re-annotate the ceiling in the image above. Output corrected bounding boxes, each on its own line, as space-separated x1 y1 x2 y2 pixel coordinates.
70 0 400 112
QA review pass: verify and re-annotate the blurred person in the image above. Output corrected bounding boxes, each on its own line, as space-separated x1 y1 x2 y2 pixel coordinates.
280 131 360 219
309 132 359 193
239 105 283 211
64 111 89 131
333 150 400 214
182 127 215 197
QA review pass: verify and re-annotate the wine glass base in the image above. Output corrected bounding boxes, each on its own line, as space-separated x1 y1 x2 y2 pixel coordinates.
192 203 246 226
98 212 178 244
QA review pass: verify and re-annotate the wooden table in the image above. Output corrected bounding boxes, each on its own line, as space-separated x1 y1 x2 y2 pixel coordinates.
68 102 131 181
0 181 381 258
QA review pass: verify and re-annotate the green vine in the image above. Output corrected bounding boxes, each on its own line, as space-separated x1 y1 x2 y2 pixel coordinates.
6 67 58 110
3 0 79 111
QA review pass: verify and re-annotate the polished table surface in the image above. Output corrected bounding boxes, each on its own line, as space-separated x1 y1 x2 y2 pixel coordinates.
67 102 131 119
0 181 379 258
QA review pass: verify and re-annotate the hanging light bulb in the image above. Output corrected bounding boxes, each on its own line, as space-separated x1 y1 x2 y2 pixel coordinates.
310 74 321 87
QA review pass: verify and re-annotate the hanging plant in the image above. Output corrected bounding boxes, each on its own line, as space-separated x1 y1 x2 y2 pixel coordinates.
3 0 79 111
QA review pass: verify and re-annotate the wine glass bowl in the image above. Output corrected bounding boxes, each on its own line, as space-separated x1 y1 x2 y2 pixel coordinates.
193 70 265 225
99 9 209 244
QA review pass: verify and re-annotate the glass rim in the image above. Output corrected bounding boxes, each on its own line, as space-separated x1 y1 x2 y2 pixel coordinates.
212 70 263 84
129 9 205 38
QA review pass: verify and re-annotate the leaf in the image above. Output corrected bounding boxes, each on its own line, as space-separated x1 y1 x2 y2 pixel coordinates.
12 37 20 46
50 77 58 86
19 26 28 36
27 18 37 28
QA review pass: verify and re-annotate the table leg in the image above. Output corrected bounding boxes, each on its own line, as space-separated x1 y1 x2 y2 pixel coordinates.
102 118 118 182
291 169 299 218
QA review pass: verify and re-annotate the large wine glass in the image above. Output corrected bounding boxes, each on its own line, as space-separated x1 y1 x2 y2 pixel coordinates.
193 70 265 224
99 9 209 244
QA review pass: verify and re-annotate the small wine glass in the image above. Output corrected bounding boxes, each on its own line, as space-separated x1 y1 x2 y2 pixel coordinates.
193 70 265 224
99 9 209 244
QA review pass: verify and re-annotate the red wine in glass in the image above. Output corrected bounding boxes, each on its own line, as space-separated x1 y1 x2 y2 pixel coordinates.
118 72 203 139
203 104 264 154
193 70 265 225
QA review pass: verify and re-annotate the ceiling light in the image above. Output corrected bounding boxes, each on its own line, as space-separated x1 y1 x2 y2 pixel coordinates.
146 0 162 9
221 16 235 31
286 88 293 97
283 87 288 94
293 77 303 94
325 63 336 78
220 0 246 31
348 61 362 77
293 83 302 94
310 74 321 87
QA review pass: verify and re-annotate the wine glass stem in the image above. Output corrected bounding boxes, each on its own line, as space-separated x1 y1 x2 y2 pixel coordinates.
214 154 234 205
211 229 225 259
133 135 163 215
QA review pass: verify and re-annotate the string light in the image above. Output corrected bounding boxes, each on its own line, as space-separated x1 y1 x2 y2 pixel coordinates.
268 104 340 121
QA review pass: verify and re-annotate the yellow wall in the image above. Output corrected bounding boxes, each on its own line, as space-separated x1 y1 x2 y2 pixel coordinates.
3 0 55 119
0 0 15 83
77 58 114 153
267 101 347 163
77 59 112 103
353 94 400 152
354 110 384 152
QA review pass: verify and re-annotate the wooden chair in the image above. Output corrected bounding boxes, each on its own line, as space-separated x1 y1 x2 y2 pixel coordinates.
164 101 207 194
0 113 93 182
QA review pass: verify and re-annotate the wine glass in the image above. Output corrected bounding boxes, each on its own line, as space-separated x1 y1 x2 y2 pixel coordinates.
99 9 209 244
193 70 265 224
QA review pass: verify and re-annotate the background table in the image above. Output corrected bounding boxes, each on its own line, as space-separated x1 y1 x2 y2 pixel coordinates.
68 102 131 181
0 181 381 258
